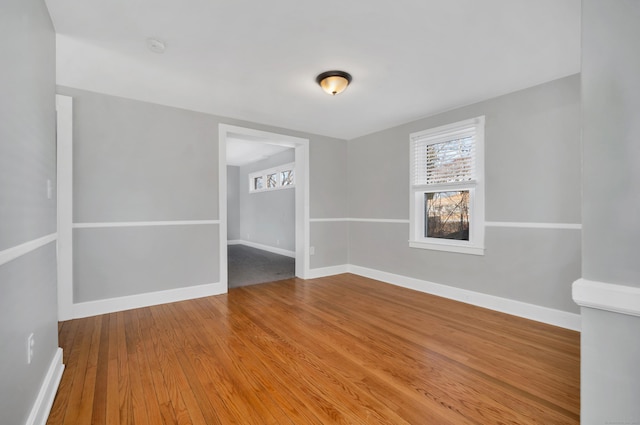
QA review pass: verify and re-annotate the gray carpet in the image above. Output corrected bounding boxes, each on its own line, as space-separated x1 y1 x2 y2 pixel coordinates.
228 244 295 288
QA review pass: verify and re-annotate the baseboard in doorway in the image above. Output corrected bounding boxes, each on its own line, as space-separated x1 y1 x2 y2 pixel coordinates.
227 240 295 258
306 264 350 279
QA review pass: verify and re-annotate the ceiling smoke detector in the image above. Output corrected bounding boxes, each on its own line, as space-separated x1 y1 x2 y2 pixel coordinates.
146 37 166 54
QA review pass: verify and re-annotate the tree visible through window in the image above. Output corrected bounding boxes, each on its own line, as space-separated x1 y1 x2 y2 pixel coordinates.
249 163 295 193
267 173 277 188
425 191 469 240
281 170 294 186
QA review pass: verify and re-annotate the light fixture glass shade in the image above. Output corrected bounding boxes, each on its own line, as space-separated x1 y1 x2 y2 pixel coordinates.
316 71 352 95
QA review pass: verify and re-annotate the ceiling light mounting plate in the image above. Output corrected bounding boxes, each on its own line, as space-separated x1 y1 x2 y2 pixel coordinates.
146 37 166 54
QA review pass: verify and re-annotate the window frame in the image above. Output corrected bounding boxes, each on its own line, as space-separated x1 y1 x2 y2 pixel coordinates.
409 116 485 255
248 162 295 193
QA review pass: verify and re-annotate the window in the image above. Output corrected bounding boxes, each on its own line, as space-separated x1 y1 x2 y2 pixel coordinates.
409 116 485 255
249 162 295 193
281 169 294 186
253 176 264 191
267 173 278 188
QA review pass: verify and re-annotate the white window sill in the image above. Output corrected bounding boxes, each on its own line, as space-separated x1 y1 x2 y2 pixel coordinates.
249 184 295 194
409 240 485 256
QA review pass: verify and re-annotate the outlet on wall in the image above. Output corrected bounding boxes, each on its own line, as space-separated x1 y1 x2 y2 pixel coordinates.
27 333 34 364
309 246 315 255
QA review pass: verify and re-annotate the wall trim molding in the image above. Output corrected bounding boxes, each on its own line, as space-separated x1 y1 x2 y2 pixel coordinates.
307 264 350 279
26 348 64 425
73 220 219 229
72 282 226 319
347 218 410 223
485 221 582 230
227 240 295 258
309 218 582 230
347 265 581 331
309 218 410 223
0 233 57 267
573 278 640 317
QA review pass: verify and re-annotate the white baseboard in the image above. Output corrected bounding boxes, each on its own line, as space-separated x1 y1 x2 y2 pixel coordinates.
348 265 581 331
573 278 640 317
64 262 582 330
228 240 295 258
306 264 350 279
72 282 227 319
26 347 64 425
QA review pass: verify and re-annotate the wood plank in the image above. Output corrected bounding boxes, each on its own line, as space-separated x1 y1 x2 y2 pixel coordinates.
48 274 580 424
128 307 164 425
123 309 150 425
135 307 180 425
90 314 109 425
59 316 101 425
116 311 134 425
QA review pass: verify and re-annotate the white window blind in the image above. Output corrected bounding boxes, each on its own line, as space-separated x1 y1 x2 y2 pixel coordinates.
411 126 477 186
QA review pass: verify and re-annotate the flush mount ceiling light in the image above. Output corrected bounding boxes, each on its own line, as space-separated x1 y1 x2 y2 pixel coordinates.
316 70 352 96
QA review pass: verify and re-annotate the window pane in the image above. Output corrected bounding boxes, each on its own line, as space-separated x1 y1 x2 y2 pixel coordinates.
254 176 263 190
267 173 277 188
281 170 294 186
423 136 474 184
424 191 470 240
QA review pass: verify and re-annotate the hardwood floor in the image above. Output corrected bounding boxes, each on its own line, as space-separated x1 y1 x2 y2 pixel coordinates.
47 274 580 424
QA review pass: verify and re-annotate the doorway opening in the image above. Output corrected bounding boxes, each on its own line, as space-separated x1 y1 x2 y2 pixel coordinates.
218 125 309 290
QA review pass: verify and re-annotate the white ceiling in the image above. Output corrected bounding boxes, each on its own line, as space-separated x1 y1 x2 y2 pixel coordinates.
226 135 292 167
45 0 581 140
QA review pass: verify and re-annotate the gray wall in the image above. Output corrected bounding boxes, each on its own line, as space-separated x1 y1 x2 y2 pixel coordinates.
310 221 349 270
580 306 639 424
581 0 640 287
580 1 640 423
0 0 59 424
227 165 241 241
309 136 349 269
57 86 349 302
58 86 221 302
238 150 295 251
73 225 219 301
348 75 582 313
60 87 219 223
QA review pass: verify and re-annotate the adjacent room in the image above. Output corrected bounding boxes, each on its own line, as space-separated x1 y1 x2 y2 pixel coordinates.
226 135 297 288
2 1 639 424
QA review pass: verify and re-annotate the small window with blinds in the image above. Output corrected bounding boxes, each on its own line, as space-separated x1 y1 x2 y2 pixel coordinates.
409 116 485 255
